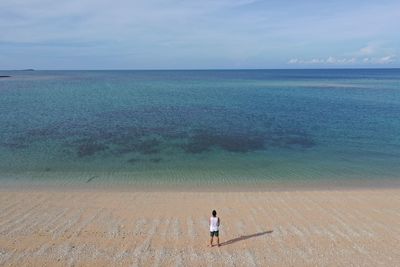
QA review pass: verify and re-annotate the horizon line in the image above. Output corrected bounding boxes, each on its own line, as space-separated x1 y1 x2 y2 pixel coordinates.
1 67 400 71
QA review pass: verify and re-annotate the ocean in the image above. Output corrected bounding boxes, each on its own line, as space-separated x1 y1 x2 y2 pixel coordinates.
1 69 399 188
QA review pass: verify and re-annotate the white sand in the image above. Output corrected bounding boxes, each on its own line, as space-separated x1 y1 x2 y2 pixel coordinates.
1 188 399 266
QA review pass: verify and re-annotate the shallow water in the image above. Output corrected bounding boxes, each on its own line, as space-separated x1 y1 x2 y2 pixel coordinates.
1 69 399 187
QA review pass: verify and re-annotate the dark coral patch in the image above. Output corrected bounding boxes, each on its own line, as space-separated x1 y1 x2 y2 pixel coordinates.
26 127 59 138
127 158 140 164
182 128 316 154
183 137 212 153
115 144 139 155
149 158 162 163
1 141 29 149
216 134 265 152
136 138 161 155
285 136 316 148
77 141 108 157
268 129 316 149
183 131 266 154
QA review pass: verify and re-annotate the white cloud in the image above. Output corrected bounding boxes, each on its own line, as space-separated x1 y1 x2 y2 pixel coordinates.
375 55 396 64
326 56 336 64
288 56 357 65
288 58 326 64
361 55 396 64
310 58 324 64
289 53 397 65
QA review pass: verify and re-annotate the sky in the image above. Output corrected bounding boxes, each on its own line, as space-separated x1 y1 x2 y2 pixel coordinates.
0 0 399 69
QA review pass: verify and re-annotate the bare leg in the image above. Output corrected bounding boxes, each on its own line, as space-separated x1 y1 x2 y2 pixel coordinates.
209 236 213 247
217 236 220 247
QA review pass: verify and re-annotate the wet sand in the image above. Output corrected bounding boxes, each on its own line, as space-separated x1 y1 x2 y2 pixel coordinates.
0 188 399 266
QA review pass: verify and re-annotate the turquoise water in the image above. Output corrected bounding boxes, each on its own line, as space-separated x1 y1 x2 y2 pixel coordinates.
1 69 400 187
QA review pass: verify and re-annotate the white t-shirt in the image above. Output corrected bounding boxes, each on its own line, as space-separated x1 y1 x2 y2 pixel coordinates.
210 216 219 232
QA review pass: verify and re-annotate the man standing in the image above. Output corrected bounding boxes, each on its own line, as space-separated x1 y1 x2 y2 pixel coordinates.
209 210 220 247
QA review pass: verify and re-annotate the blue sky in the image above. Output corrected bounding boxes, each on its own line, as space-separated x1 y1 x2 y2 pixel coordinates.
1 0 399 69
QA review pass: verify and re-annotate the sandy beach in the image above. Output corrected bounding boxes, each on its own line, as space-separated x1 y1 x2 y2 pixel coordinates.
1 187 399 266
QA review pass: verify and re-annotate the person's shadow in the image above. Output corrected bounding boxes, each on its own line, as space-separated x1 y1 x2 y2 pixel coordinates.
219 230 273 246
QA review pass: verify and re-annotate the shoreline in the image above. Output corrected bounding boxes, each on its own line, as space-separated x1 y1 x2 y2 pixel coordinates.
1 175 400 193
3 183 400 193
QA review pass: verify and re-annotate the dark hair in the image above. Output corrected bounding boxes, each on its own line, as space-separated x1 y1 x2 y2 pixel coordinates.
212 210 217 217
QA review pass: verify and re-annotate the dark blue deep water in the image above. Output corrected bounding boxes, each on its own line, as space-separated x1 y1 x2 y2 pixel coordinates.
0 69 399 187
